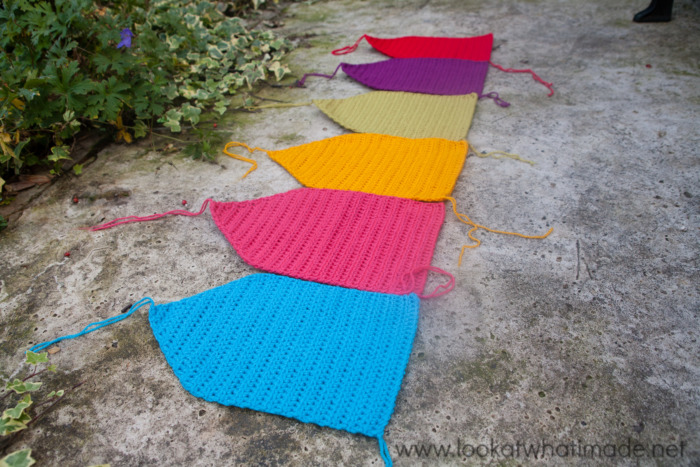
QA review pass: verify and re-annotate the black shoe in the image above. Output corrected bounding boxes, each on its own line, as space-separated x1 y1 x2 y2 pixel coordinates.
634 0 673 22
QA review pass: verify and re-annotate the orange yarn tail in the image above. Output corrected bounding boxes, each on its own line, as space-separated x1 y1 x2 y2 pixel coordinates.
443 197 553 266
223 141 270 179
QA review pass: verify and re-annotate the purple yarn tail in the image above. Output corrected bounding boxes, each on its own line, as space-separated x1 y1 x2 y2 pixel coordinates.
294 63 343 87
479 92 511 108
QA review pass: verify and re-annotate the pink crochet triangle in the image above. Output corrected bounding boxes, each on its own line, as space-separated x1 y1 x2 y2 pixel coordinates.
87 188 452 297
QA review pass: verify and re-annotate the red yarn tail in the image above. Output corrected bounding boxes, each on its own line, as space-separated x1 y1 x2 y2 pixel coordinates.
402 266 455 299
489 60 554 97
85 199 212 231
331 35 367 55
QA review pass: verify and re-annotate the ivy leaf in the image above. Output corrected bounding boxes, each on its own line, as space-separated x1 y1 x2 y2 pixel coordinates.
164 84 179 100
25 350 48 365
3 395 32 419
180 104 201 125
5 379 42 394
267 61 289 81
160 109 182 133
0 417 27 436
133 120 148 139
72 164 83 175
213 100 228 115
207 45 223 60
0 449 36 467
165 35 186 52
47 145 71 163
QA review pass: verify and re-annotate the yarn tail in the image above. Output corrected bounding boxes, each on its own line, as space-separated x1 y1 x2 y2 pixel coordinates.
28 298 155 353
378 436 393 467
402 266 455 299
295 63 343 87
331 34 368 55
223 141 272 178
479 92 511 107
468 142 534 166
245 101 312 111
489 60 554 97
85 198 212 231
443 197 553 266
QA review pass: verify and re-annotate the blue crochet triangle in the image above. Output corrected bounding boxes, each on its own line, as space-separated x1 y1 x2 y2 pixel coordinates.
30 273 419 466
149 274 419 441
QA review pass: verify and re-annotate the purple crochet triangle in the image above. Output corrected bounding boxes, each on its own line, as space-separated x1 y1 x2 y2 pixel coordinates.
298 58 489 96
342 58 489 95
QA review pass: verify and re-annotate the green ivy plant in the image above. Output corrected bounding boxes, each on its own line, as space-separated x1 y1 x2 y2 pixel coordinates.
0 0 293 190
1 351 81 466
0 449 35 467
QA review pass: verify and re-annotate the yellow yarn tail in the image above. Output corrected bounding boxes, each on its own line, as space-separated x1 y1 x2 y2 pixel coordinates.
443 197 553 266
468 142 535 166
245 102 312 111
223 141 269 179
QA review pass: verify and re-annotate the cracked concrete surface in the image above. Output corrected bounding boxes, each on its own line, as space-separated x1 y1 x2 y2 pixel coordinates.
1 0 699 465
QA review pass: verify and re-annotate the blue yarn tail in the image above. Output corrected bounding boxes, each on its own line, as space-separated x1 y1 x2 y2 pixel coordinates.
28 297 155 353
378 436 392 467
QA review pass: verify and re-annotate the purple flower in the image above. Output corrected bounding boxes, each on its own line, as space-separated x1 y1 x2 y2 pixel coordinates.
117 28 134 49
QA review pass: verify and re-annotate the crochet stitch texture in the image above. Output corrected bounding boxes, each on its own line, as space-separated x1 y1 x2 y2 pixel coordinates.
334 33 494 60
209 188 446 295
303 58 489 96
88 188 450 296
149 274 420 442
225 133 468 201
28 274 421 465
314 91 477 140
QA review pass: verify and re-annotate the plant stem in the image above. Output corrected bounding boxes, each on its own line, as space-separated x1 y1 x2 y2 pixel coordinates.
26 381 86 428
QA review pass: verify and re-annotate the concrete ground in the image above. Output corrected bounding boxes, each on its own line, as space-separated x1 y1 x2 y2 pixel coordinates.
1 0 698 465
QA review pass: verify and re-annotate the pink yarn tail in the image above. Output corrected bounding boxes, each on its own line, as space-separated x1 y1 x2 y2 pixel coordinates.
489 60 554 97
402 266 455 299
85 199 212 231
294 63 343 87
479 92 511 107
331 35 367 55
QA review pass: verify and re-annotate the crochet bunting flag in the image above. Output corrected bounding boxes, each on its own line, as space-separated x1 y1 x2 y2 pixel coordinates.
330 33 553 96
332 33 494 60
313 91 477 140
88 188 454 297
30 273 421 466
222 133 468 201
296 58 491 96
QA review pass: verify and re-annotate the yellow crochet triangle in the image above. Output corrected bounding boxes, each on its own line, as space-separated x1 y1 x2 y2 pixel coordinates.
313 91 478 140
224 134 467 201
